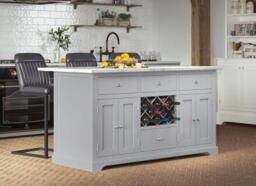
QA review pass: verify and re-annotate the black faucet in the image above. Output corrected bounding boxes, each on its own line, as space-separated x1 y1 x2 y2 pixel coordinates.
100 32 120 62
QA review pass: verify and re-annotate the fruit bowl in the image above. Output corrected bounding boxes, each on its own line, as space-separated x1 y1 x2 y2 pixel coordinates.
99 53 145 69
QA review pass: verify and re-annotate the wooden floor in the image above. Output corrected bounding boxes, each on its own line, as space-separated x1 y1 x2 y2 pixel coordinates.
0 124 256 186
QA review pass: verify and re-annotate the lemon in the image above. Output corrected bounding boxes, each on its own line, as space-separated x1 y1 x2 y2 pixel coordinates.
114 56 122 63
121 53 130 60
99 61 109 68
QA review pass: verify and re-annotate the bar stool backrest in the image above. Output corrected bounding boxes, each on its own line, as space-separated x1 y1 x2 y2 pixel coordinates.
66 53 97 67
15 53 51 89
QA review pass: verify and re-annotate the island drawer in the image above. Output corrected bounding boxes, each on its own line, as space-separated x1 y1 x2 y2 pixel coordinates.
96 77 138 95
179 73 212 90
141 75 177 92
140 127 177 151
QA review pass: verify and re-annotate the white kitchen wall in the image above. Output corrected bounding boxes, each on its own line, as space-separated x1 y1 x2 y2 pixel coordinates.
0 0 192 64
0 0 153 61
211 0 226 65
152 0 192 66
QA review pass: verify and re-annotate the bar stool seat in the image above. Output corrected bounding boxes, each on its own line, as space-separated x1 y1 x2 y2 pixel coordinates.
20 86 53 94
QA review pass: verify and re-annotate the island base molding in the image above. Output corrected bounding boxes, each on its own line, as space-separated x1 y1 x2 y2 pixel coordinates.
53 145 218 171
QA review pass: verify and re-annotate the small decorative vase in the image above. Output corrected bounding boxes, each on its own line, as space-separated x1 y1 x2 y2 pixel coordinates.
118 19 131 27
125 0 131 5
239 0 247 14
102 18 114 26
231 0 239 14
53 46 61 63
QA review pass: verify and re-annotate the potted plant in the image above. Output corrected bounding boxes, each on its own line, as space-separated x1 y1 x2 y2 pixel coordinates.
101 10 116 26
118 13 131 27
49 27 71 62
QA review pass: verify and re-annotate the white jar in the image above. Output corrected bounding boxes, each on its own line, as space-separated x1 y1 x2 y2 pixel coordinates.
239 0 247 14
231 0 239 14
246 1 255 14
125 0 131 5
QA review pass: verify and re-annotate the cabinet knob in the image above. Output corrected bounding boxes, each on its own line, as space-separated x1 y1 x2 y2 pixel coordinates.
116 83 121 88
156 137 164 141
114 126 120 129
192 119 196 122
197 118 200 122
157 81 161 86
194 80 198 85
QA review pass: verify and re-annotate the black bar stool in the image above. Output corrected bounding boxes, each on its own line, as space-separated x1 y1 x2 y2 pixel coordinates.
66 53 97 67
12 53 53 159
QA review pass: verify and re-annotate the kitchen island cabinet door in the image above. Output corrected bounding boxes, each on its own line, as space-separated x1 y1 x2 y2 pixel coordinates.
179 95 197 147
97 100 119 157
196 94 213 145
118 98 139 154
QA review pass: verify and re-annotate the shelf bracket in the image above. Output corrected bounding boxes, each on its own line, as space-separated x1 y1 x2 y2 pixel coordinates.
73 26 78 32
73 3 78 10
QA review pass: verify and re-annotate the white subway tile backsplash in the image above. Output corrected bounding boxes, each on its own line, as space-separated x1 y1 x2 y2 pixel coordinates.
0 0 152 60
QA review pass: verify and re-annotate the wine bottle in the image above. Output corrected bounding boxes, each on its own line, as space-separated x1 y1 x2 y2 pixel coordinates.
173 102 180 106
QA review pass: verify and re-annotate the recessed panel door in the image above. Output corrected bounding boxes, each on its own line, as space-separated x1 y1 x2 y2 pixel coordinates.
97 100 119 156
179 95 196 147
118 98 138 154
196 94 213 145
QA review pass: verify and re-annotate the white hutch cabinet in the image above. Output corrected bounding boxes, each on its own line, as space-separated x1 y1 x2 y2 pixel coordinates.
217 0 256 125
218 59 256 125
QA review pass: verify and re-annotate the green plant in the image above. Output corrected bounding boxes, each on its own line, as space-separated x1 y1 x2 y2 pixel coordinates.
101 10 116 19
49 27 71 51
118 13 131 20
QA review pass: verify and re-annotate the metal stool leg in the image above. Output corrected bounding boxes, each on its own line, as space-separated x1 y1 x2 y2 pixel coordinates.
44 94 49 158
12 94 53 159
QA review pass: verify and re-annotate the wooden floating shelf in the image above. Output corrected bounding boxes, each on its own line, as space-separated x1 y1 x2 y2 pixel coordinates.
70 1 142 11
0 0 142 11
71 25 142 33
0 0 69 5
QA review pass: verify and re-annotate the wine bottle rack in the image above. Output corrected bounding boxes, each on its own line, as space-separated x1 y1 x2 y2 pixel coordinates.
141 96 180 127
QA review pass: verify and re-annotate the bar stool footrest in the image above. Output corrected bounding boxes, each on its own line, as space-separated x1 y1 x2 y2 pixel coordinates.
12 148 53 159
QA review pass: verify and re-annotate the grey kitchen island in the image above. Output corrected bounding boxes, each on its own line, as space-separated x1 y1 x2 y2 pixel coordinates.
39 66 219 172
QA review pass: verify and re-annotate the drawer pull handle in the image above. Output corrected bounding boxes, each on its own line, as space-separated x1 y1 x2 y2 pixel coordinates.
156 137 164 141
114 126 120 129
194 80 198 85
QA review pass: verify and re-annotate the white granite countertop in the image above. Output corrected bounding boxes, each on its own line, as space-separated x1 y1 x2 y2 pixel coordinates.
0 61 180 68
38 66 220 74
